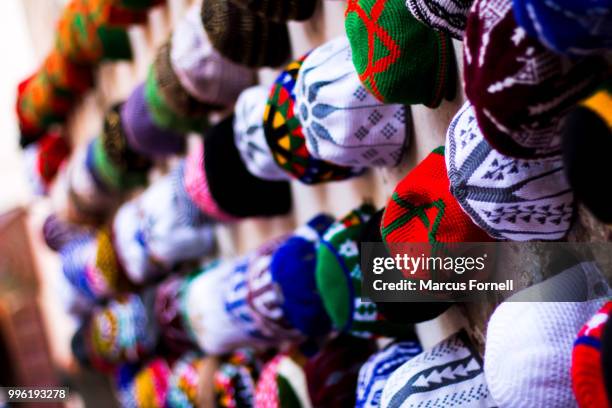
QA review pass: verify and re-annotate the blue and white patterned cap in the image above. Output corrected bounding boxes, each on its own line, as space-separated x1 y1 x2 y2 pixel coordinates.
381 330 495 407
356 340 422 408
113 163 216 285
233 85 292 181
295 36 410 168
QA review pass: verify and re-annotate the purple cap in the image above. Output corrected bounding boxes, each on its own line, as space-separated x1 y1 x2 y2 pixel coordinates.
121 83 186 157
42 214 93 252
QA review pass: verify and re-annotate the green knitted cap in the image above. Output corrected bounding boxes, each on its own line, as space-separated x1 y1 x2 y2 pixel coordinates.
315 204 374 332
92 137 148 191
144 66 208 133
316 203 416 338
345 0 456 108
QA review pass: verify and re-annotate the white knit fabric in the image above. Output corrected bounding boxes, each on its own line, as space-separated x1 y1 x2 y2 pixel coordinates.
170 4 256 107
381 330 495 407
182 260 258 355
484 262 611 408
234 85 292 181
446 102 573 241
295 36 409 168
113 200 148 284
357 341 423 408
113 164 215 284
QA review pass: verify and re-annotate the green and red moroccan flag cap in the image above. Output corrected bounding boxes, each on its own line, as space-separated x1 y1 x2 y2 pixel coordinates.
345 0 457 108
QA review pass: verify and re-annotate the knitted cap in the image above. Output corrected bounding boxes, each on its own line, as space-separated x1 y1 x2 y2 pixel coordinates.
224 238 304 345
463 0 608 158
406 0 474 39
264 55 363 184
563 87 612 223
171 4 256 106
214 349 262 408
316 204 416 338
381 330 495 407
356 340 423 408
154 276 198 355
234 85 291 181
112 200 151 284
358 208 448 324
295 36 410 168
512 0 612 56
87 292 158 366
229 0 317 21
485 262 611 407
35 130 71 188
446 102 574 241
101 104 152 178
89 135 149 193
254 355 282 407
201 0 291 68
382 147 493 246
60 234 97 299
305 335 377 407
345 0 457 107
43 213 93 252
572 301 612 408
116 358 171 408
204 115 293 218
148 43 212 133
166 352 203 408
67 143 120 223
184 138 238 222
255 353 312 408
121 83 186 157
270 213 335 338
182 260 258 354
113 163 216 285
60 227 127 301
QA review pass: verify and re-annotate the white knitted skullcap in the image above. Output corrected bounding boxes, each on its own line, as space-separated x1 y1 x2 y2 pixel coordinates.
182 260 258 355
170 4 256 107
484 261 611 408
295 36 409 168
381 330 495 407
446 102 573 241
113 163 215 285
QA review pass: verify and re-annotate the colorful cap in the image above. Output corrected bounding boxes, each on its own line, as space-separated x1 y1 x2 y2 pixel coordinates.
270 213 335 338
234 85 292 181
512 0 612 56
345 0 457 107
316 204 415 338
264 55 363 184
170 4 256 106
121 83 186 158
295 36 409 168
201 0 291 68
356 340 423 408
463 0 607 158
